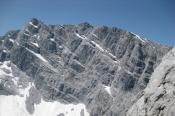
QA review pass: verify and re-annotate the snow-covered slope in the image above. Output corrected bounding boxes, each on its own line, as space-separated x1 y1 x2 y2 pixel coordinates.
0 95 89 116
0 61 89 116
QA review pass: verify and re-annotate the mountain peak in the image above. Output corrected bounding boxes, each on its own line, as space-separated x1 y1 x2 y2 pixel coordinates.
29 18 40 26
78 22 92 27
0 19 173 116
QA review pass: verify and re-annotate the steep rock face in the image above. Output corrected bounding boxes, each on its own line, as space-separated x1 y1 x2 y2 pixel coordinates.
0 18 172 116
127 48 175 116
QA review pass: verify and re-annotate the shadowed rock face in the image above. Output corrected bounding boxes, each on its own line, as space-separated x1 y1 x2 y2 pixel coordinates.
0 18 172 116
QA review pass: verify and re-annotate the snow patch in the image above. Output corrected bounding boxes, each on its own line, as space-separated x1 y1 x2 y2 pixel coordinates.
31 42 39 47
108 52 117 60
76 33 88 40
82 35 88 40
19 82 33 97
131 32 146 43
29 22 38 28
26 48 48 63
50 38 55 42
0 82 33 116
34 99 89 116
33 35 37 37
9 39 14 43
24 33 30 37
90 40 118 61
76 33 119 62
91 41 104 52
76 33 105 52
0 95 89 116
37 35 40 40
2 50 7 53
103 85 112 96
0 95 30 116
16 42 19 46
59 45 63 49
0 61 12 77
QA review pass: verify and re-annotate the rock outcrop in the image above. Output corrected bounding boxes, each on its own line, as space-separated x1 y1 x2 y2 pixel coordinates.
127 48 175 116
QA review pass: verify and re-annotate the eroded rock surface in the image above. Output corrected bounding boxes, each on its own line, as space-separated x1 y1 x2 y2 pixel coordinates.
127 48 175 116
0 18 172 116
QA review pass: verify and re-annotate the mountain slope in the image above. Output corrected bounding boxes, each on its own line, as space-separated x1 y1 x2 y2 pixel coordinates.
0 18 172 116
127 47 175 116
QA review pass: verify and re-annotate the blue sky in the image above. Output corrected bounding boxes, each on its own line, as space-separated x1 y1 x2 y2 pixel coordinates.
0 0 175 46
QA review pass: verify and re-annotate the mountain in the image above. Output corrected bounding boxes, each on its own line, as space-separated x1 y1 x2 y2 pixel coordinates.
0 18 172 116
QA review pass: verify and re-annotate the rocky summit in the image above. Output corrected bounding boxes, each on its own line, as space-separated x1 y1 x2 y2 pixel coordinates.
0 18 173 116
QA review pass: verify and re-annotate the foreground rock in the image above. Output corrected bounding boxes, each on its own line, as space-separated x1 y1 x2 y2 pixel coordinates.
127 48 175 116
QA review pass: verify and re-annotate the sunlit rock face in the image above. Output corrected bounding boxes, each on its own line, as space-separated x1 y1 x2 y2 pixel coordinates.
0 18 172 116
127 48 175 116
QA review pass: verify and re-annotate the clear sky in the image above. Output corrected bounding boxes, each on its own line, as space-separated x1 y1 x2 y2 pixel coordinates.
0 0 175 46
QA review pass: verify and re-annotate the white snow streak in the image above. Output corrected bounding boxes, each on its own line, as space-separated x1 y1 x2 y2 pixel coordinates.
131 32 146 43
108 52 117 59
104 85 112 96
75 33 88 40
76 33 105 52
50 38 55 42
9 39 14 43
37 35 40 40
31 42 39 47
75 33 119 61
2 50 7 53
59 45 63 49
33 35 37 37
91 41 104 52
29 22 38 28
26 48 48 63
24 33 30 36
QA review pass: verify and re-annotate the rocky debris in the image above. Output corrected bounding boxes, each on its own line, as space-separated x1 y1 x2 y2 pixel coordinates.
127 48 175 116
0 18 172 116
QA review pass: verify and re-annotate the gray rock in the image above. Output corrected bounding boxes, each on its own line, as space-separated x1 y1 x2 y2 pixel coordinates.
0 18 172 116
127 48 175 116
80 109 85 116
57 113 65 116
25 87 41 114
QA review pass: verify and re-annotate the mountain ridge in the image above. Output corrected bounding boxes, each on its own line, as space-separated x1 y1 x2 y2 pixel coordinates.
0 18 173 116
